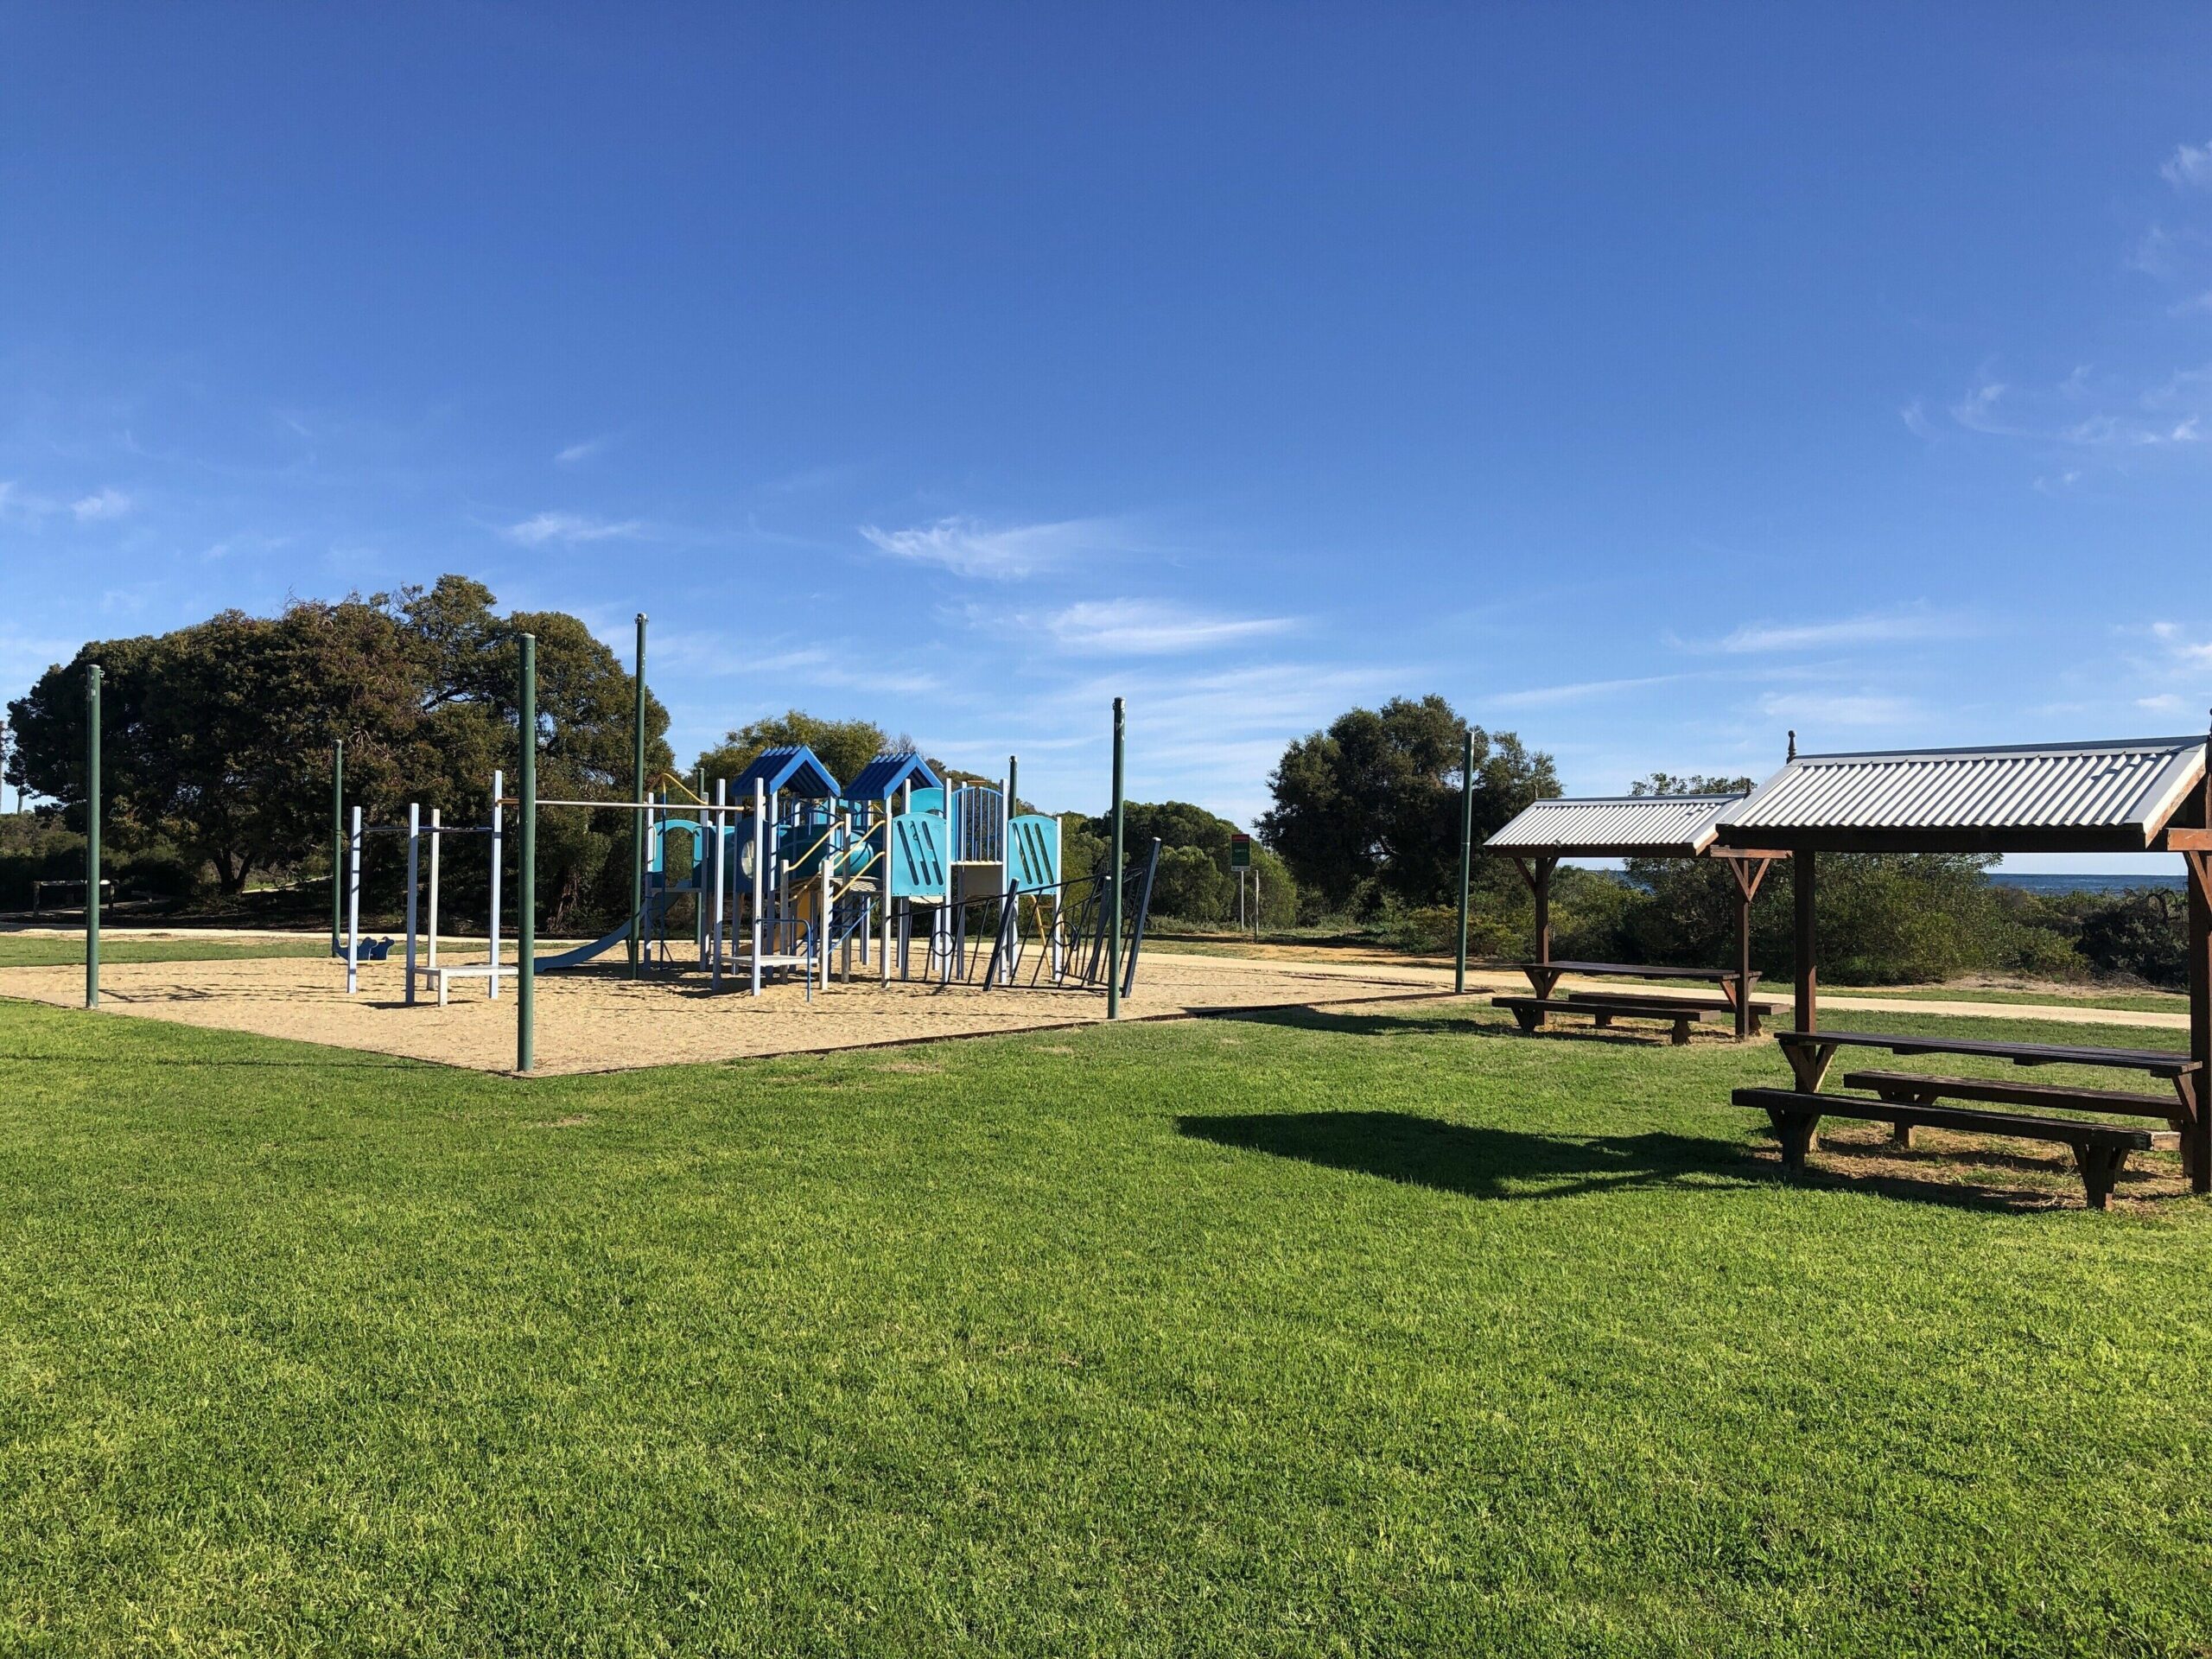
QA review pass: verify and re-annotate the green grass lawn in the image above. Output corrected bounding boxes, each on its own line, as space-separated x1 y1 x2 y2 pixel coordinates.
1830 982 2190 1014
0 934 334 969
2 995 2209 1656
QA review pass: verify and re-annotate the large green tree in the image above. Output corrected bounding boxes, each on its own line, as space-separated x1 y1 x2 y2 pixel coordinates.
3 576 670 923
1259 696 1556 912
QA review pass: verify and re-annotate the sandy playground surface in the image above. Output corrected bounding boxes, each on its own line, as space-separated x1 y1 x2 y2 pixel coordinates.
0 932 2186 1077
0 950 1470 1077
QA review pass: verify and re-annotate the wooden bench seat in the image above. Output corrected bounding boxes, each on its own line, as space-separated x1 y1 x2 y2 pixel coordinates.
1735 1086 2177 1210
1567 988 1777 1033
1840 1070 2182 1147
410 963 515 1007
1494 995 1717 1046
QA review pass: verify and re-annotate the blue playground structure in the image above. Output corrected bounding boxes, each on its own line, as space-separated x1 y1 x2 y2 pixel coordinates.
530 742 1154 998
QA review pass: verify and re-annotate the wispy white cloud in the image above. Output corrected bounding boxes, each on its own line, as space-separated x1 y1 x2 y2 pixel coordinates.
555 435 614 466
0 624 80 690
1039 599 1294 656
1487 672 1692 709
503 510 645 545
651 632 942 697
2146 620 2212 671
1949 379 2020 437
2131 224 2182 279
858 514 1122 579
1899 400 1936 441
1705 608 1965 654
70 486 131 522
1755 690 1918 728
2164 140 2212 191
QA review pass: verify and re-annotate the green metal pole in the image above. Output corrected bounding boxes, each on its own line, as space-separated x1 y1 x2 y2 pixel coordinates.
1107 696 1125 1020
518 633 537 1074
85 664 101 1009
1455 728 1473 994
629 612 647 979
331 738 345 954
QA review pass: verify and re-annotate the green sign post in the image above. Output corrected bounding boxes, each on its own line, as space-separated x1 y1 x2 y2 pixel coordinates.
1230 834 1251 869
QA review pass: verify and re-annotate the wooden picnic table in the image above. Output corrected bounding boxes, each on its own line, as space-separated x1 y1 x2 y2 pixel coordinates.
1515 958 1759 1000
1773 1027 2199 1088
1507 960 1769 1042
1739 1027 2204 1207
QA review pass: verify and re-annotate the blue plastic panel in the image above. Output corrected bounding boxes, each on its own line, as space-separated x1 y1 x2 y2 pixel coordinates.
887 814 948 899
1009 814 1060 891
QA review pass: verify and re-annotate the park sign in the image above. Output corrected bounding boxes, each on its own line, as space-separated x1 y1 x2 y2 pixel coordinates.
1230 834 1252 869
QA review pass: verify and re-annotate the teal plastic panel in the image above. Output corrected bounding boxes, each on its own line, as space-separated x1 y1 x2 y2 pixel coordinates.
1009 815 1059 891
888 814 948 899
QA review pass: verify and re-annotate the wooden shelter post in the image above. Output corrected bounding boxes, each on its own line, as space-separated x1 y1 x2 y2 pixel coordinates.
1724 855 1777 1042
2185 849 2210 1193
1511 855 1560 996
1793 849 1816 1036
2188 728 2212 1192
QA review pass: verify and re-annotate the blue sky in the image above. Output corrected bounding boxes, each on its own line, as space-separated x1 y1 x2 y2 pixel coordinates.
6 7 2212 869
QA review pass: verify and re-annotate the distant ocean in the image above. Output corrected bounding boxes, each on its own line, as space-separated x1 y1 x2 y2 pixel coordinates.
1987 873 2185 894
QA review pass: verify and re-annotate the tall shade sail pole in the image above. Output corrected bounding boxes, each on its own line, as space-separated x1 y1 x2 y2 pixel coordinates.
1108 696 1126 1020
84 664 101 1008
330 739 345 954
629 613 647 980
1454 728 1473 994
518 632 537 1074
427 807 442 973
404 803 421 1006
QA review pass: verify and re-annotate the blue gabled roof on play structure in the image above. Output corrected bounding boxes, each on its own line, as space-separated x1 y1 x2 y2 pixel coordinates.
728 744 842 798
845 751 941 801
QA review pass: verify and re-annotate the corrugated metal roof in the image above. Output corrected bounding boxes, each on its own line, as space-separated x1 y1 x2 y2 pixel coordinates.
1484 793 1742 857
1718 736 2209 846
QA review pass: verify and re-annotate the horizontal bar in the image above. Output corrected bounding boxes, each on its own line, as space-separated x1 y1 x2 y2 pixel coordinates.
499 798 765 815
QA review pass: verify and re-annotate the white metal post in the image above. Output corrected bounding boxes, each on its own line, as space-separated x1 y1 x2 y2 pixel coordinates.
858 803 870 970
752 776 766 996
772 787 786 950
346 804 363 995
711 778 727 989
489 769 503 999
820 844 833 991
404 802 420 1006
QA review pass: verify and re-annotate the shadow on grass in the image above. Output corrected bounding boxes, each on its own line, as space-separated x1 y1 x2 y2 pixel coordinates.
1196 1002 1667 1047
1177 1109 1752 1200
1802 1131 2186 1212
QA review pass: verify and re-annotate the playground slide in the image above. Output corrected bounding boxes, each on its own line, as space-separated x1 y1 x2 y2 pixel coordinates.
531 905 648 972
